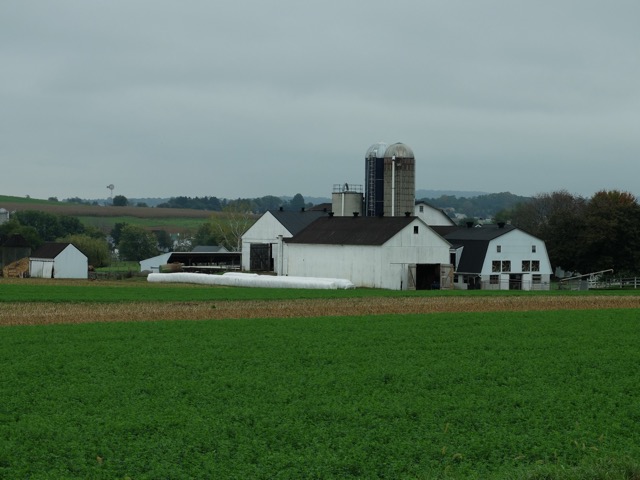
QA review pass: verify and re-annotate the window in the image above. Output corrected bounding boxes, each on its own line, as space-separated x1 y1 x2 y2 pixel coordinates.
532 260 540 272
419 205 424 213
522 260 531 272
532 245 537 253
490 275 499 285
413 226 419 234
532 274 542 284
497 245 502 253
502 260 511 272
492 261 501 272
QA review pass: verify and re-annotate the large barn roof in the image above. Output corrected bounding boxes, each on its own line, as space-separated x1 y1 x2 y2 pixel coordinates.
269 209 328 236
286 215 417 246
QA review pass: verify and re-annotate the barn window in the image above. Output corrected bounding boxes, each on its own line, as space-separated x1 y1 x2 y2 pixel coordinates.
419 205 424 212
532 274 542 284
490 275 499 284
502 260 511 272
532 245 537 253
414 226 419 234
492 261 501 272
497 245 502 253
531 260 540 272
522 260 531 272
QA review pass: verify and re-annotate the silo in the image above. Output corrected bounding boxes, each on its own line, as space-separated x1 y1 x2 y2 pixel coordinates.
332 183 363 216
364 142 388 216
383 143 415 217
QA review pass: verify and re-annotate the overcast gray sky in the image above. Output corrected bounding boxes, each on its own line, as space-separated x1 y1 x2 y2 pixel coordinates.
2 1 639 201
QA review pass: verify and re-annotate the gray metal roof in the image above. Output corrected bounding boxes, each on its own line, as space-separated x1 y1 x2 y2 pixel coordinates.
286 216 417 246
30 242 73 259
384 142 414 159
269 209 328 236
365 142 388 159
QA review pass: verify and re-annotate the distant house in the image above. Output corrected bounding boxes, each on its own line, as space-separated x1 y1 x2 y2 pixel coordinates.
284 215 453 290
414 201 456 226
0 208 9 225
435 223 552 290
29 243 88 279
241 209 328 273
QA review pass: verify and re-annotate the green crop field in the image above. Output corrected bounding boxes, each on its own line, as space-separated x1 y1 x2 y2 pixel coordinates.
1 283 640 479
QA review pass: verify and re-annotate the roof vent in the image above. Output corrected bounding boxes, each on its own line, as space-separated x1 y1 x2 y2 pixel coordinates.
279 206 284 211
353 212 359 217
498 222 506 229
466 221 474 228
328 211 334 217
300 207 305 212
404 211 411 217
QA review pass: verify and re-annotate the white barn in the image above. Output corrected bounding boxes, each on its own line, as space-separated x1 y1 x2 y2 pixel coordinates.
29 243 88 279
241 209 328 273
437 223 553 290
283 215 453 290
414 202 455 226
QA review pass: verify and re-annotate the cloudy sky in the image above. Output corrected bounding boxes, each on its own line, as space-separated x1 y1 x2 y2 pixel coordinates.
2 1 639 201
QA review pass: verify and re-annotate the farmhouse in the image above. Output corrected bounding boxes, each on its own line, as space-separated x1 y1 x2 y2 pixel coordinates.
29 242 88 279
435 223 552 290
283 215 453 290
241 208 328 273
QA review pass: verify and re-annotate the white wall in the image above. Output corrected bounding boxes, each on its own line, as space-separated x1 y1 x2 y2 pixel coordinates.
284 219 451 290
480 229 552 290
414 203 455 226
140 253 172 273
241 212 292 272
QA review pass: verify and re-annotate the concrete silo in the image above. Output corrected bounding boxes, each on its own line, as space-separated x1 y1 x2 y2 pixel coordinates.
332 183 363 216
383 143 415 217
364 142 388 216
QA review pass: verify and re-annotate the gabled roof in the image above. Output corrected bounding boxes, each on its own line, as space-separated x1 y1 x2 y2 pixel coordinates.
432 224 519 274
269 209 328 236
30 242 74 259
286 216 417 246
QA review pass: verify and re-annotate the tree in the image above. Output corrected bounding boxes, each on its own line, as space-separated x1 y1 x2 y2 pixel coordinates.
152 230 173 252
60 234 111 268
110 222 129 247
13 210 63 241
209 202 256 251
193 222 220 247
288 193 306 211
117 225 159 261
112 195 129 207
577 190 640 274
0 219 42 250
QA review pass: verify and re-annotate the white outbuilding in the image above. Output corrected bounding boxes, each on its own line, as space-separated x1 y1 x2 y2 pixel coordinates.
241 209 328 273
29 242 88 279
283 215 453 290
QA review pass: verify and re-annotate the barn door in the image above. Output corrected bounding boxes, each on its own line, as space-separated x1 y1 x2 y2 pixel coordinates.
250 243 271 271
407 264 417 290
440 264 454 290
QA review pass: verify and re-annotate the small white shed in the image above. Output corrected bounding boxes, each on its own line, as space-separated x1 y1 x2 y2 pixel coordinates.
29 243 88 279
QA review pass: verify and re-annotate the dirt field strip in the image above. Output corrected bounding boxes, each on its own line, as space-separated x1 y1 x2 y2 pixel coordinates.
2 295 640 326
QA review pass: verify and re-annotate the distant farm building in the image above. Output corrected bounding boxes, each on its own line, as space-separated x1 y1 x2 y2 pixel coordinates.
29 242 88 279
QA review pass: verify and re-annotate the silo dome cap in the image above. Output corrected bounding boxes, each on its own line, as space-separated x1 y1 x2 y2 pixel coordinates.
365 142 388 159
385 142 414 159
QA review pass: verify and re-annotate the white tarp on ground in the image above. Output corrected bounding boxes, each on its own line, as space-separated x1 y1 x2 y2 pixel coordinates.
147 272 355 289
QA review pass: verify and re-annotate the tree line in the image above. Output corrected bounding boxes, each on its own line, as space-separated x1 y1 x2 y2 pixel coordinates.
497 190 640 276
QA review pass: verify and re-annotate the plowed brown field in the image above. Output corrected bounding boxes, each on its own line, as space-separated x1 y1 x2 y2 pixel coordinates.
2 295 639 326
